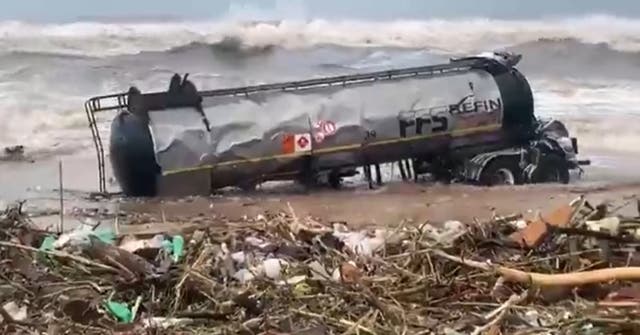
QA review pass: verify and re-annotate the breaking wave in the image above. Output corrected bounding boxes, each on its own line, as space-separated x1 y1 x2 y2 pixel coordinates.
532 78 640 154
1 15 640 57
1 14 640 158
507 38 640 79
167 37 277 56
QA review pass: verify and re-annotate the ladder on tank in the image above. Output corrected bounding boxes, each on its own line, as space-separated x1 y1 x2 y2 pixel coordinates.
83 58 483 194
84 93 128 194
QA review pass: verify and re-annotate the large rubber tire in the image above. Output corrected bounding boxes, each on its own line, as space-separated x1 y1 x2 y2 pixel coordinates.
238 180 258 191
328 170 342 189
529 154 570 184
479 157 523 186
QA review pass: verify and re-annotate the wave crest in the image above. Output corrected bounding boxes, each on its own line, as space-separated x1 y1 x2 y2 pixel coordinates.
508 37 640 79
167 36 276 56
1 15 640 57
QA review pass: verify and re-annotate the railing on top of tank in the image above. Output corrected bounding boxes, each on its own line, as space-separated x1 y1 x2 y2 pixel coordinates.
84 93 128 194
82 59 483 194
198 62 475 98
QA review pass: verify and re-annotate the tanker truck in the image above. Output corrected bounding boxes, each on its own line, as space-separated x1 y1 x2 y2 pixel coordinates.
84 51 589 197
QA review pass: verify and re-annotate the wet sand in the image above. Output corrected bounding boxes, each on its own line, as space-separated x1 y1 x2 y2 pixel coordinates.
1 149 640 234
120 181 640 230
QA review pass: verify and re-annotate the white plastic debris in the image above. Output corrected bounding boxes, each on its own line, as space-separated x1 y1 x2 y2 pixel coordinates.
585 217 620 236
332 222 350 233
119 235 165 253
332 228 392 257
276 275 307 286
522 310 542 327
53 223 92 248
233 269 255 283
331 267 342 282
332 231 373 256
52 219 112 249
0 301 27 322
142 317 194 329
515 219 528 229
443 220 466 236
421 221 467 246
245 236 271 249
231 251 246 264
233 258 289 283
261 258 288 279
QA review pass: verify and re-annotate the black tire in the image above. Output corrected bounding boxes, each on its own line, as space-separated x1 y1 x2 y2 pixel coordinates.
328 171 342 189
529 154 570 184
238 180 257 191
479 157 523 186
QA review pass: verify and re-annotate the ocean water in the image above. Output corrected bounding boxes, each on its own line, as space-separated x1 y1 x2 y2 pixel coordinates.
1 11 640 201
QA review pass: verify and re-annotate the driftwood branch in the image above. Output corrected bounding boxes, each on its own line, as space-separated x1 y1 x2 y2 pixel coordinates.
0 241 119 273
471 290 528 335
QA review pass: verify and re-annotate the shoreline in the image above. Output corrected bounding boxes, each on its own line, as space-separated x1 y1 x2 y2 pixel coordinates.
1 147 639 234
13 180 640 239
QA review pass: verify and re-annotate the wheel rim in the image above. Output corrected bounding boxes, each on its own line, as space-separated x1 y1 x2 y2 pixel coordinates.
492 168 515 185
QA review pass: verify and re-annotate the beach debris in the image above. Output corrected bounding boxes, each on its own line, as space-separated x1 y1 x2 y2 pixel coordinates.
308 260 332 281
508 203 576 248
331 225 403 257
2 196 640 334
52 221 115 249
0 301 27 322
118 234 166 253
105 301 133 323
585 216 621 236
141 317 195 330
339 261 362 284
600 286 640 307
261 258 288 279
233 269 255 283
84 235 158 280
422 220 467 245
39 235 56 252
171 235 184 262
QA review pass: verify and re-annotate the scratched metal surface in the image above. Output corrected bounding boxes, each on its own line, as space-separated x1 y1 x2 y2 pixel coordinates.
147 68 503 174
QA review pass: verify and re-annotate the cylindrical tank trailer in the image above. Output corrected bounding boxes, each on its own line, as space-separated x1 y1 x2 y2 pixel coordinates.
83 51 588 197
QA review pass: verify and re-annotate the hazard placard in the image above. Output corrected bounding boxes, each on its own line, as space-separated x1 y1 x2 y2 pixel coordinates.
312 119 337 144
314 131 325 143
282 133 312 154
321 120 336 135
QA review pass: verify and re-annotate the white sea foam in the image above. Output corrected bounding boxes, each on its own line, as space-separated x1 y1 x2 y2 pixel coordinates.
1 15 640 157
0 15 640 56
532 78 640 154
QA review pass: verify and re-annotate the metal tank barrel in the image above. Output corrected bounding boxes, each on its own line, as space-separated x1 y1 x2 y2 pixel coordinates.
98 52 535 196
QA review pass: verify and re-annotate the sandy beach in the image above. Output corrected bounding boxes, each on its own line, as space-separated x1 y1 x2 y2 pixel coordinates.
1 148 638 237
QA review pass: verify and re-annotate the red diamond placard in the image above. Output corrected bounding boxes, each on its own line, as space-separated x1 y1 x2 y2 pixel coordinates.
297 136 309 148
